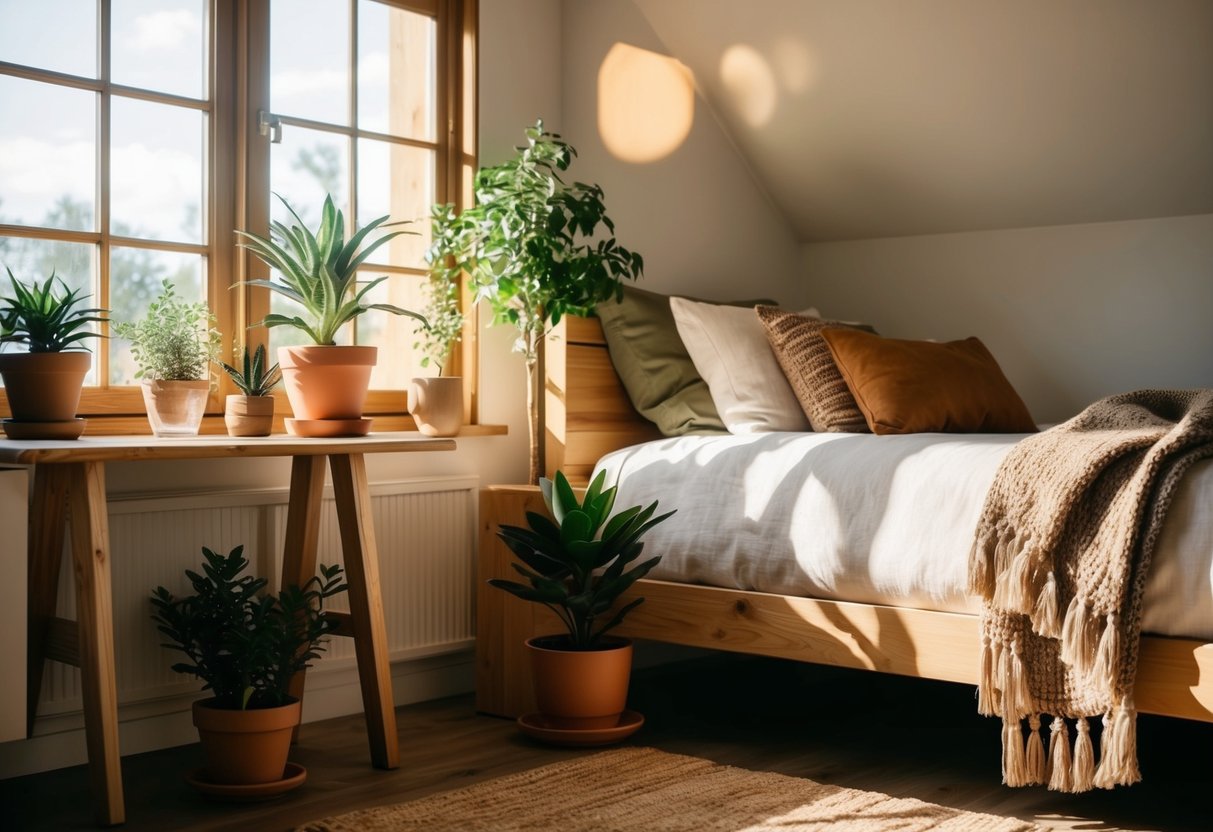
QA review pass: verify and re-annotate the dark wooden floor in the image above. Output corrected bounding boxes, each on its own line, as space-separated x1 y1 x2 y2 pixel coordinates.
2 653 1209 831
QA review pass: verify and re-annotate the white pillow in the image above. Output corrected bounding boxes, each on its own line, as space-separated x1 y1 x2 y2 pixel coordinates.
670 297 818 433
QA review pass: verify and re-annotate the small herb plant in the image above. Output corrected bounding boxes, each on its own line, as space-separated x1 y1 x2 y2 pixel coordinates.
236 194 427 345
112 279 221 381
415 204 466 374
220 344 281 396
150 545 348 710
491 470 675 650
0 267 108 353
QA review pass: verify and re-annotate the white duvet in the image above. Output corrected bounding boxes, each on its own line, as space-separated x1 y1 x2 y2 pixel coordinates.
594 432 1213 641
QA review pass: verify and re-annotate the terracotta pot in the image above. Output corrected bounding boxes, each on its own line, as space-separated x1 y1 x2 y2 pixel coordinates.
527 635 633 729
141 379 210 436
0 351 90 429
278 345 376 420
224 394 275 437
408 376 462 437
192 697 302 785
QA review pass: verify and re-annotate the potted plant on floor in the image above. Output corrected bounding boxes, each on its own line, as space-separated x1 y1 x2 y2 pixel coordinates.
235 194 427 437
219 344 281 437
113 279 221 436
0 268 108 439
150 544 347 792
491 470 674 737
430 121 644 482
409 205 469 437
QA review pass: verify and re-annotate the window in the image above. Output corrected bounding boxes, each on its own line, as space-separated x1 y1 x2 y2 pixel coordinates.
0 0 476 429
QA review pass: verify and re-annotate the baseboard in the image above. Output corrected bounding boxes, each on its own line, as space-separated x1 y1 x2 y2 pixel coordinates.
0 650 474 780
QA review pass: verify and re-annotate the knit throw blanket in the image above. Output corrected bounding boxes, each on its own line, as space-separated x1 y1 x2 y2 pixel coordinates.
970 388 1213 793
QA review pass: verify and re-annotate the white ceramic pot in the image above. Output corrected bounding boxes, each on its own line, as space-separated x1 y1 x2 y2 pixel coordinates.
408 376 462 437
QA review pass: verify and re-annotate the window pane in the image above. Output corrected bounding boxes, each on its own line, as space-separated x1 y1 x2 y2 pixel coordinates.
108 248 205 384
0 77 96 231
0 237 95 296
355 271 426 390
271 0 350 126
0 0 97 78
0 237 99 384
270 127 349 227
358 0 435 141
357 139 433 269
110 97 206 243
112 0 207 99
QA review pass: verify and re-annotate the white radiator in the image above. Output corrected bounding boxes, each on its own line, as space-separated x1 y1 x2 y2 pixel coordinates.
32 475 478 722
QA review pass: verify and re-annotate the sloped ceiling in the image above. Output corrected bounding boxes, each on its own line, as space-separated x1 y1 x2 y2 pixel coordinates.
632 0 1213 242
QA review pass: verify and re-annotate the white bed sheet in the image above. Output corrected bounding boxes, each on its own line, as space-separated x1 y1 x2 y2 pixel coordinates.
594 432 1213 641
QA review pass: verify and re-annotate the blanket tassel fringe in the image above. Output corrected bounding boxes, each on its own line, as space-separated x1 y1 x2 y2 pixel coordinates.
996 708 1142 793
1047 716 1072 792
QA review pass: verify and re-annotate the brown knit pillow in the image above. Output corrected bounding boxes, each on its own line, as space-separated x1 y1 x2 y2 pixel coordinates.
820 328 1037 435
756 306 871 432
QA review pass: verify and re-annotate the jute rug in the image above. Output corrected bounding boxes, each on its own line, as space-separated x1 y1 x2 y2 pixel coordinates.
296 747 1043 831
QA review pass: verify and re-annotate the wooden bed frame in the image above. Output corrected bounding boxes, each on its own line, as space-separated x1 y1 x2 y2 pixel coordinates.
476 315 1213 723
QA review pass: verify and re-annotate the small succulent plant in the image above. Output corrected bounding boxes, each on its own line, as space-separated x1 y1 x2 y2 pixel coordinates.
219 344 281 397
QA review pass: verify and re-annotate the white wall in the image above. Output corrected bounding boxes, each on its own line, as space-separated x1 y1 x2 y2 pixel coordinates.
557 0 804 303
466 0 565 485
802 214 1213 423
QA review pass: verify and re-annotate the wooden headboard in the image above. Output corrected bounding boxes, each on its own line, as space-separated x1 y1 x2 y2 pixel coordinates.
543 315 661 485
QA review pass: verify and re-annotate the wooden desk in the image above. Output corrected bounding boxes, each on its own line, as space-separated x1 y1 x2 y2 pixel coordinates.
0 433 456 826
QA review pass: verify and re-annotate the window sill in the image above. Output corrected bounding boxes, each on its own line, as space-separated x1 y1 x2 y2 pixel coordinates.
67 414 508 438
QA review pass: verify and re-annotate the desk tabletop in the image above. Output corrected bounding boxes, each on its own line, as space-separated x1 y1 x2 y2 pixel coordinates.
0 431 456 464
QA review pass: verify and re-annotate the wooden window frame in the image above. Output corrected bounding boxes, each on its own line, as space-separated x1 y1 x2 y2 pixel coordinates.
0 0 480 434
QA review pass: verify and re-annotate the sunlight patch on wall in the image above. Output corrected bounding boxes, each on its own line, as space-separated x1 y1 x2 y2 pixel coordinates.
772 38 817 94
598 42 694 163
720 44 777 127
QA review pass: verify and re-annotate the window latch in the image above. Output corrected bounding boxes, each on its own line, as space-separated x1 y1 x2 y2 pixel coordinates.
258 110 282 144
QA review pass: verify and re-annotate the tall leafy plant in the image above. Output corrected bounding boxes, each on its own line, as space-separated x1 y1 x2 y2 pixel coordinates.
428 121 644 482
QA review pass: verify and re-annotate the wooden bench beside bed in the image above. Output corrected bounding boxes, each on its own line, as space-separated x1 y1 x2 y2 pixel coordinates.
476 315 1213 726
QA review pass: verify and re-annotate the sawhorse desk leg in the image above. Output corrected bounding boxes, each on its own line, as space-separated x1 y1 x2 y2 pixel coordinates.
27 462 125 826
280 453 399 770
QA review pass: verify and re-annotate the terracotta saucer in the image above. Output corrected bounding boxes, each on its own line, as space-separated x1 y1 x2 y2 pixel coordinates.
185 761 307 802
1 418 86 440
517 710 644 747
284 417 373 438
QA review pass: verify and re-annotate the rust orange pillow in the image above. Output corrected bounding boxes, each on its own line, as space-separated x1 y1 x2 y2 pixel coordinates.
820 329 1037 435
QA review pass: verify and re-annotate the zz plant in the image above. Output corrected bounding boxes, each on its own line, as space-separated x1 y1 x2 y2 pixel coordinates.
491 470 675 650
150 545 348 710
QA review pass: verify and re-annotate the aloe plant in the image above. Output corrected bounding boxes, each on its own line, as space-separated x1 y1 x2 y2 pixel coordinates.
236 194 426 345
219 344 281 396
490 470 675 649
0 267 108 353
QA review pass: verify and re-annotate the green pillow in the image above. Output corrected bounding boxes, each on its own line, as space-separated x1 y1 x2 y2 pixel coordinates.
595 285 776 436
